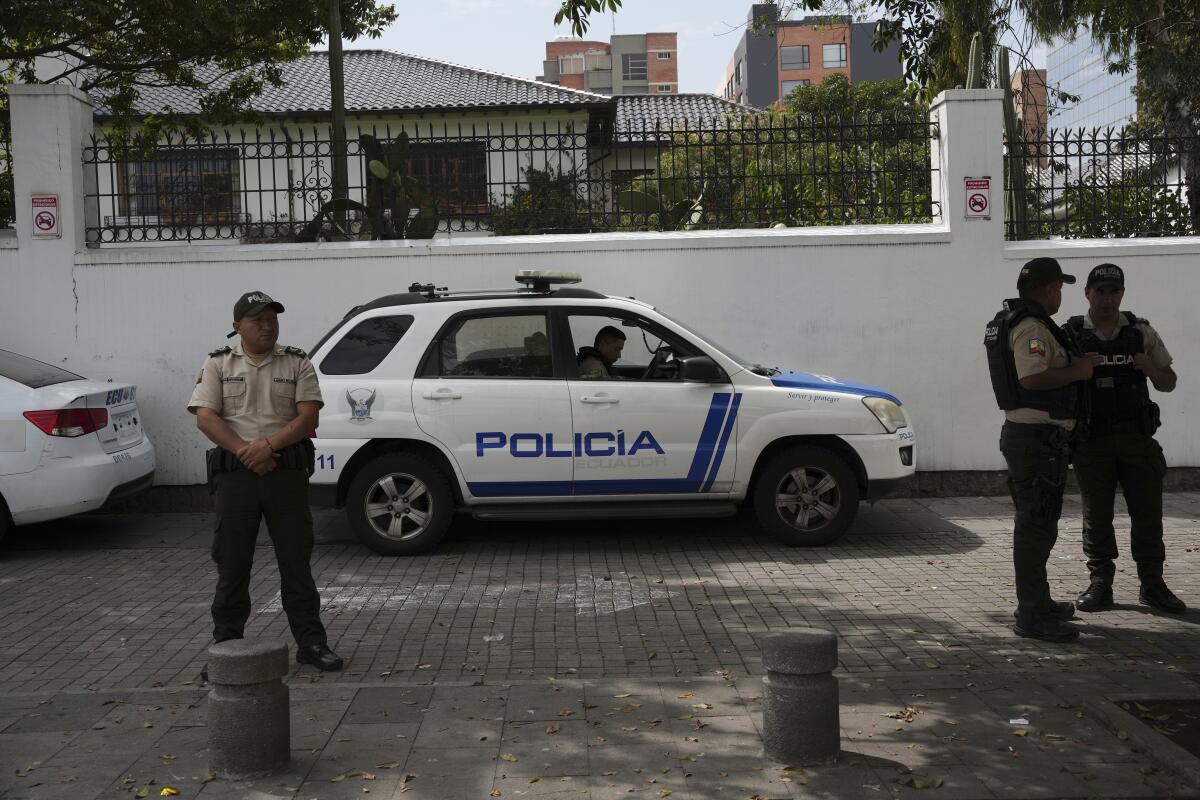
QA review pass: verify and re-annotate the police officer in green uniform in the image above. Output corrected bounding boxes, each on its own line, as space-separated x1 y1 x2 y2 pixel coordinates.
188 291 343 671
1064 264 1185 614
985 258 1102 642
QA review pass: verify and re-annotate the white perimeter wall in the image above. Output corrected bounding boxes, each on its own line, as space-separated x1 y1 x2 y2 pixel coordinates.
4 85 1200 485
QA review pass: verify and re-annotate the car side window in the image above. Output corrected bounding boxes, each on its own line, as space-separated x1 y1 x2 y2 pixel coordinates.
320 315 414 375
435 314 552 378
566 313 697 381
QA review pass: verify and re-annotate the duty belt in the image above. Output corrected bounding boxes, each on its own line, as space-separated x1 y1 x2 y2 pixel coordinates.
206 439 316 481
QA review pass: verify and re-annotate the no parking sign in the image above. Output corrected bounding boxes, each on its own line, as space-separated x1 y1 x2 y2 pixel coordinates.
964 177 991 220
31 194 60 239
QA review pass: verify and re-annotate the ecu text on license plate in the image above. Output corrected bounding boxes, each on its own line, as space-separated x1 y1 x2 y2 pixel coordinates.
112 452 133 464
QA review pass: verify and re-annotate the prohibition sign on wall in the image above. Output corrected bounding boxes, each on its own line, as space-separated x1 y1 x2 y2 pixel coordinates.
964 177 991 220
31 194 61 239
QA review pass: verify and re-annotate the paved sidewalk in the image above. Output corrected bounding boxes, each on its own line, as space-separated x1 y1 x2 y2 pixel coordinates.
2 494 1200 798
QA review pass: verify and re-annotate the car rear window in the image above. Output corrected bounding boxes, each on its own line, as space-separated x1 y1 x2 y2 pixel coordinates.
0 349 84 388
320 315 414 375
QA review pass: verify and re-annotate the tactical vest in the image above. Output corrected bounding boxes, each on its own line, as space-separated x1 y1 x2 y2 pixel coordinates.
1064 312 1157 436
984 297 1079 420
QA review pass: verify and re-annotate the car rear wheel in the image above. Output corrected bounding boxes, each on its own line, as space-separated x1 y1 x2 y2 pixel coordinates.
346 453 454 556
753 445 859 546
0 493 11 546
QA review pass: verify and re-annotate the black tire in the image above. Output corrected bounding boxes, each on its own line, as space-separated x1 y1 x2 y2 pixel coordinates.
345 453 454 555
0 493 10 546
753 445 860 546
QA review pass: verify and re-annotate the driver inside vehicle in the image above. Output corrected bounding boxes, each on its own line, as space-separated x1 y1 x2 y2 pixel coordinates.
577 326 625 379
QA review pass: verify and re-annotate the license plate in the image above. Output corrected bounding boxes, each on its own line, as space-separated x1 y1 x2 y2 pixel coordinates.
112 452 133 464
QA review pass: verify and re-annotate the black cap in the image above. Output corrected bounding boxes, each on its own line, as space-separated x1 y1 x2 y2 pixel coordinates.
1086 263 1125 289
1017 257 1076 290
228 291 285 338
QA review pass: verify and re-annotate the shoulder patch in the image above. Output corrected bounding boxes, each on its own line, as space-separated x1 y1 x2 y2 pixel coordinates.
208 345 232 357
283 346 308 358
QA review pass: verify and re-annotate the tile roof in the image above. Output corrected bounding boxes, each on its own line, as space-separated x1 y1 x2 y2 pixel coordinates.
613 94 759 143
94 50 611 117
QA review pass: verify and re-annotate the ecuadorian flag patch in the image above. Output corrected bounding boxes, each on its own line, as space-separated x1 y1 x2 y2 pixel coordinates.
1028 338 1046 356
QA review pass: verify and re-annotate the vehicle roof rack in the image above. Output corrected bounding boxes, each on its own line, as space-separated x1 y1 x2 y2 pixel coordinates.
408 282 449 299
515 270 582 293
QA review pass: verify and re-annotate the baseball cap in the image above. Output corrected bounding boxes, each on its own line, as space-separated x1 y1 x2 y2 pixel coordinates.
1017 257 1076 290
1086 263 1125 290
233 291 285 320
228 291 285 338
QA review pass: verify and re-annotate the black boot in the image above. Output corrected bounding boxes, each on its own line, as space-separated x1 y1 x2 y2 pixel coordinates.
1140 581 1186 614
1012 600 1075 622
297 643 344 671
1077 582 1114 612
1013 608 1080 642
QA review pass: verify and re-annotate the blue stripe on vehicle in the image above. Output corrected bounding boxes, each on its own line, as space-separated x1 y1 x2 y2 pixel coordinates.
769 372 900 405
685 392 732 484
467 481 573 497
702 392 741 493
469 478 703 496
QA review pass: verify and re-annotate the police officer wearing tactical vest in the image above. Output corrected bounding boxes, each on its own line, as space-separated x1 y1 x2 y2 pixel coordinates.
986 257 1103 642
1064 264 1185 614
188 291 343 672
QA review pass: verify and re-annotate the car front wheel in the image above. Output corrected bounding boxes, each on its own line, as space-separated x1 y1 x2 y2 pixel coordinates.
753 445 859 546
346 453 454 555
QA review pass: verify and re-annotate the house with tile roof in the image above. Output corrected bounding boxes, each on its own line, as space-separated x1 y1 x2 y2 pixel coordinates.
84 50 754 241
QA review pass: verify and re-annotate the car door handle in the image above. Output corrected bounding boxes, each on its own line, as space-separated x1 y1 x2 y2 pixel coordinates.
421 389 462 400
580 396 619 404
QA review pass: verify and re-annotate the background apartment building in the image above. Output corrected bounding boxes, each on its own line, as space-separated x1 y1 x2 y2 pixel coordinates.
1047 31 1136 130
719 4 900 107
539 33 678 96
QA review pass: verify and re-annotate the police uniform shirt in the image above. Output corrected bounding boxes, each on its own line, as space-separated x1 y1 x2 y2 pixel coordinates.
1006 317 1075 430
187 343 324 442
1081 313 1173 369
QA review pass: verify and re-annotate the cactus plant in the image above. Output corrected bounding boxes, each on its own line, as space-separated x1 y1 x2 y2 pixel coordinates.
301 132 440 240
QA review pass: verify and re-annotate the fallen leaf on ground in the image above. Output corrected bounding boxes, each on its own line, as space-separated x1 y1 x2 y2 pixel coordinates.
884 706 920 723
376 762 401 769
692 703 713 710
558 708 576 717
500 753 519 762
613 693 632 698
159 789 179 797
490 789 501 797
546 723 561 734
1013 729 1029 737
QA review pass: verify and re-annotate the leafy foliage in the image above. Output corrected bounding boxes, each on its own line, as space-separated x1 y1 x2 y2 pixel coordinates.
489 167 605 236
643 76 934 229
1 0 397 134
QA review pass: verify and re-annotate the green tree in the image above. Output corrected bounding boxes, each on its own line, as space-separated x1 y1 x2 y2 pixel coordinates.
628 75 934 230
1023 0 1200 227
1 0 396 132
489 166 606 236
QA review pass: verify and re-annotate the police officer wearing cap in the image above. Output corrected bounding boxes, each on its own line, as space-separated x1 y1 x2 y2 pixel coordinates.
985 257 1103 642
1064 264 1184 614
188 291 343 672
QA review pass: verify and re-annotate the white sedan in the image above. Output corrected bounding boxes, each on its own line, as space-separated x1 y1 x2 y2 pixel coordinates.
0 349 156 542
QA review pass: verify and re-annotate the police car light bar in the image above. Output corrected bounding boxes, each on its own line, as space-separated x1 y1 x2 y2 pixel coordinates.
516 270 582 292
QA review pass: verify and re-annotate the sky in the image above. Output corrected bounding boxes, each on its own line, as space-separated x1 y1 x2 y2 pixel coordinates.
348 1 1052 96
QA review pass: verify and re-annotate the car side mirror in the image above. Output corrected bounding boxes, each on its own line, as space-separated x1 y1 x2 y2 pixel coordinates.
678 355 723 382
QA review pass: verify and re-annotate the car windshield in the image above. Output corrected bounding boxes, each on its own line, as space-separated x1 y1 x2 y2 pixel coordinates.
0 350 84 388
651 310 777 374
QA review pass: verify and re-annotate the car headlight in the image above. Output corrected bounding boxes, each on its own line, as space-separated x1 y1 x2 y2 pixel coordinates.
862 397 907 433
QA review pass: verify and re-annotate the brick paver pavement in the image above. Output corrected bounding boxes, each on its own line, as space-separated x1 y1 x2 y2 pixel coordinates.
1 494 1199 798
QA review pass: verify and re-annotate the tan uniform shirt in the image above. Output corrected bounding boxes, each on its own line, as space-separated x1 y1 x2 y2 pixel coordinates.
1079 313 1172 368
1006 317 1076 430
188 343 324 442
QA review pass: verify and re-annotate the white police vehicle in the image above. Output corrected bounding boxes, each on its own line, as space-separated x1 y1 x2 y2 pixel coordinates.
309 272 915 555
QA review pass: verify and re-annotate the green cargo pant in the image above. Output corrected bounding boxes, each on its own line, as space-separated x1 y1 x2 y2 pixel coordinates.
1000 421 1071 613
1072 433 1167 585
211 467 327 647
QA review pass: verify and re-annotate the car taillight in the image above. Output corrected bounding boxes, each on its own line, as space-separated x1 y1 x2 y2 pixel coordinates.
24 408 109 437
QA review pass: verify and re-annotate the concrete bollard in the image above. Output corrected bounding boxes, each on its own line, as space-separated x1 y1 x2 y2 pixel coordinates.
207 639 291 778
760 628 840 765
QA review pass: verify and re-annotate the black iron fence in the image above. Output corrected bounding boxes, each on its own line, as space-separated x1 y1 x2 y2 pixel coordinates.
0 108 12 229
1005 126 1200 240
81 114 939 244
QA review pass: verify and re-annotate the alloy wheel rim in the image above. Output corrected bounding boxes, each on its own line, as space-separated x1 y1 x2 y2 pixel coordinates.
363 472 432 541
774 466 840 532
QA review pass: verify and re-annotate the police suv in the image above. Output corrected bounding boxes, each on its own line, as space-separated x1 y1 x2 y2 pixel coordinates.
309 272 915 555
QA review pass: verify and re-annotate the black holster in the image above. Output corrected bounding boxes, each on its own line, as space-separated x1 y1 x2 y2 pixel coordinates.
1030 429 1070 524
276 438 317 476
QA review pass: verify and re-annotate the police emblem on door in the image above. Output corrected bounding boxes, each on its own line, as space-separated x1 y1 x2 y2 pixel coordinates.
347 388 377 423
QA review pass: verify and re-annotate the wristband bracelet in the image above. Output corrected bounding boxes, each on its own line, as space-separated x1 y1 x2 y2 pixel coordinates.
265 437 273 451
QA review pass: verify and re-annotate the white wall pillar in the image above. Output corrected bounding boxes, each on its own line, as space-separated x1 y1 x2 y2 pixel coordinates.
9 83 96 253
6 84 96 356
929 89 1005 249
